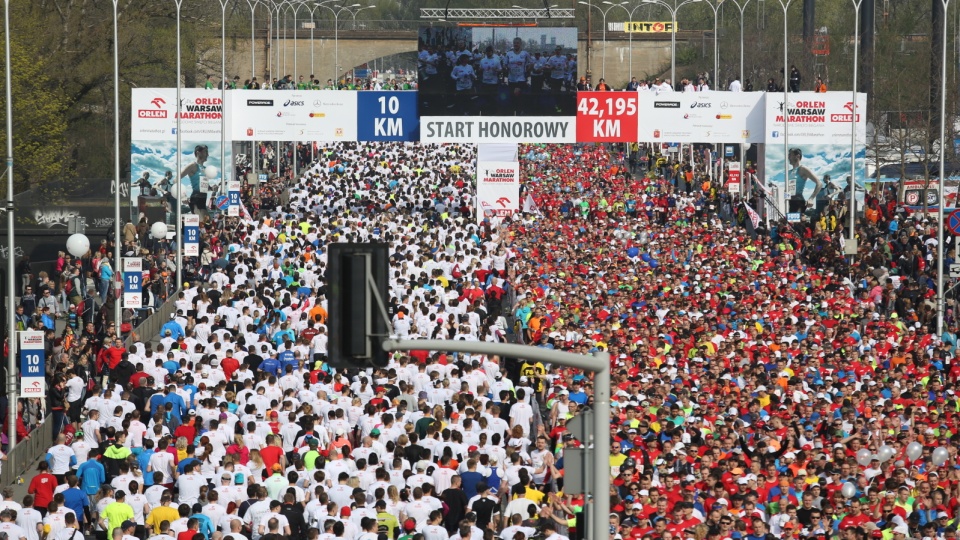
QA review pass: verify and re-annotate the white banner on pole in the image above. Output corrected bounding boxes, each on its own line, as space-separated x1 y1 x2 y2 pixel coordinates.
131 88 223 141
227 90 358 141
476 162 521 224
421 117 576 144
637 92 764 143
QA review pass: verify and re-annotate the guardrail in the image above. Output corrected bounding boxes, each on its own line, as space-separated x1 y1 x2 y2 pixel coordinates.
1 415 53 487
125 298 178 347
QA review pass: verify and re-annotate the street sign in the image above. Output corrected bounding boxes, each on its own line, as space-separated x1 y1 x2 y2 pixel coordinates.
357 92 420 142
576 92 639 143
19 331 45 397
183 214 200 257
564 409 595 494
227 181 241 217
948 209 960 235
122 258 143 308
215 195 229 211
566 410 594 442
950 264 960 278
564 446 591 494
258 173 268 182
787 212 802 223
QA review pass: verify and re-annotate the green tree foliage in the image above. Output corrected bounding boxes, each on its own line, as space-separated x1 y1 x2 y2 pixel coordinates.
0 8 70 199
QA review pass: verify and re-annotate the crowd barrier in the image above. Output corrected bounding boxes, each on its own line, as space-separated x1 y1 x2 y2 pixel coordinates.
1 414 53 487
125 298 178 347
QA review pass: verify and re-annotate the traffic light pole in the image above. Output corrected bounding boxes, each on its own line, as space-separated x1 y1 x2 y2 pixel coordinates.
381 339 611 539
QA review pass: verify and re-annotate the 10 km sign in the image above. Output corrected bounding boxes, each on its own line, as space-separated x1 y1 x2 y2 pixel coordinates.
575 93 639 143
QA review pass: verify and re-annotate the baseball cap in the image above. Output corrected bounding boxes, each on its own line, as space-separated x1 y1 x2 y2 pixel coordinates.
404 519 416 531
271 463 283 472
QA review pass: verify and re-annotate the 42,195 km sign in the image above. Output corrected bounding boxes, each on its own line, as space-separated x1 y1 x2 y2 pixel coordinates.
576 92 639 143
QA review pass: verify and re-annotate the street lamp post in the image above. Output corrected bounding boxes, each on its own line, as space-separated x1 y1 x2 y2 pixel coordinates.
578 1 628 80
642 0 702 87
246 0 259 81
349 4 375 30
612 2 648 80
317 0 361 83
702 0 721 87
4 0 16 468
728 0 751 85
111 0 121 332
173 0 183 291
218 0 229 208
776 0 795 215
937 0 952 336
849 0 863 264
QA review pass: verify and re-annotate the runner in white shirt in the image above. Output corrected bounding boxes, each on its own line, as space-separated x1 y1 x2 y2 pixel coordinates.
46 435 76 478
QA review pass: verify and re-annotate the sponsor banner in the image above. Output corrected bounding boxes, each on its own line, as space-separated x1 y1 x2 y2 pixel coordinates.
764 92 867 144
183 214 200 257
764 143 866 213
902 180 959 209
639 92 764 143
576 92 639 143
129 140 230 218
476 161 521 224
610 21 678 33
123 258 144 309
132 88 224 141
421 117 576 143
356 91 420 142
228 90 359 141
726 161 741 193
19 331 45 397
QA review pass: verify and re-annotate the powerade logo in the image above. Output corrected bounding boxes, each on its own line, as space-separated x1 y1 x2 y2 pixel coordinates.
283 100 304 107
690 102 712 109
247 99 273 106
654 101 680 108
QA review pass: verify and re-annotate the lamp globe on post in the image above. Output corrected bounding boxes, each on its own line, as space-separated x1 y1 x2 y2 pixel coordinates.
66 233 91 258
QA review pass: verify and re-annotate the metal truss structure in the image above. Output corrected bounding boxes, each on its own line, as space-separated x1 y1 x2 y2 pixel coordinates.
419 7 576 19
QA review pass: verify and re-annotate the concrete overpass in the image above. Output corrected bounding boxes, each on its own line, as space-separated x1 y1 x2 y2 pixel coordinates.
211 29 708 88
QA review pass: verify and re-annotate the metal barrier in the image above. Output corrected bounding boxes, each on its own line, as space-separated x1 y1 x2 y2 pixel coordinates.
1 414 53 487
125 298 178 347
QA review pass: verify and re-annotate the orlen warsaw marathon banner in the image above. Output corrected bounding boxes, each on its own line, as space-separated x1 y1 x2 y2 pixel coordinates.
130 89 231 220
763 92 868 213
476 144 521 224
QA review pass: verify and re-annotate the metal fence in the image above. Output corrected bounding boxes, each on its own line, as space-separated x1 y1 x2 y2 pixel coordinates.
1 414 53 487
126 298 178 347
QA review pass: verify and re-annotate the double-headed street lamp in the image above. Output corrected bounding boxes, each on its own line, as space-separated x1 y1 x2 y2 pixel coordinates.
641 0 701 87
727 0 751 86
316 0 361 84
578 1 628 80
702 0 721 87
612 2 650 81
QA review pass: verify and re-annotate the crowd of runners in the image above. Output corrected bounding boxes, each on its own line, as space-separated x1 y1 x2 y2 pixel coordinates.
7 141 958 540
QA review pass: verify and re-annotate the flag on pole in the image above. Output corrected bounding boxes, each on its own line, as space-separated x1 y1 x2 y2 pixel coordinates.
239 200 253 221
744 203 761 229
522 194 541 215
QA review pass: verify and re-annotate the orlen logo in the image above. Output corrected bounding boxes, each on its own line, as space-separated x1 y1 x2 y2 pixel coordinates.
690 102 712 109
138 96 168 118
831 101 860 122
283 99 304 107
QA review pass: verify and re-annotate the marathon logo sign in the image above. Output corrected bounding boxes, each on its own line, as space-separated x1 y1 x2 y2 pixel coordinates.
421 117 576 143
138 109 167 118
774 100 826 123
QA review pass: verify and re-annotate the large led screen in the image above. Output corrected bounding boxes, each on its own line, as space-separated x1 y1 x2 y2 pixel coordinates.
417 26 579 117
